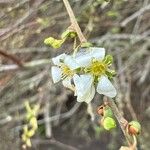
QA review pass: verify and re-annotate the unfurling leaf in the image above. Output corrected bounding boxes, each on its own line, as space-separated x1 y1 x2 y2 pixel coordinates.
103 117 116 130
44 37 63 49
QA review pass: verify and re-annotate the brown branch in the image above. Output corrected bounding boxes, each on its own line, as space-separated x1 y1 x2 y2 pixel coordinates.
0 49 23 67
121 4 150 27
62 0 87 43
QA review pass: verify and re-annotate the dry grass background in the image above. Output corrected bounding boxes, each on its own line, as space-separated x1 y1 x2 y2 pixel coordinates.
0 0 150 150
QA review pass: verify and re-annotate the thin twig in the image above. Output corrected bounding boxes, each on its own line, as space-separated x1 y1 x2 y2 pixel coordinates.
44 99 52 138
62 0 87 43
121 4 150 27
0 49 23 67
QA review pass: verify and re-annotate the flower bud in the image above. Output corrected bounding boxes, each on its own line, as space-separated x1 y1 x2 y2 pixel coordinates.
44 37 63 49
128 121 141 135
61 30 76 39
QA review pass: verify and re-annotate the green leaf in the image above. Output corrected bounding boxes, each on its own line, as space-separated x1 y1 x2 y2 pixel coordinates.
103 117 116 130
44 37 63 49
104 106 113 118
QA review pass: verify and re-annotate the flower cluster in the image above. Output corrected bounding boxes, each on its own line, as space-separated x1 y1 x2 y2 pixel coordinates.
51 47 117 103
22 101 39 148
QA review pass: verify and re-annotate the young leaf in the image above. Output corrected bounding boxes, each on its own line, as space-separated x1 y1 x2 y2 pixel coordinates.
104 106 113 118
44 37 63 49
103 117 116 130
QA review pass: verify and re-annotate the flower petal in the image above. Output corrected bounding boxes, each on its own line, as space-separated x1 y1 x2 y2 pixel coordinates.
73 74 95 103
89 47 105 60
52 53 66 66
62 77 74 90
97 75 117 98
77 84 95 103
75 47 105 67
64 55 80 70
51 66 62 83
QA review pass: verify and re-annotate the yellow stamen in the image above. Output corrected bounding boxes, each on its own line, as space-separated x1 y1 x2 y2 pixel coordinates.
89 59 107 76
60 64 74 79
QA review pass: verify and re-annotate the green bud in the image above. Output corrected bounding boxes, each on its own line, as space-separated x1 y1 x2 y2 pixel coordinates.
103 117 116 130
128 121 141 135
81 42 93 48
44 37 63 49
61 30 76 39
70 32 77 38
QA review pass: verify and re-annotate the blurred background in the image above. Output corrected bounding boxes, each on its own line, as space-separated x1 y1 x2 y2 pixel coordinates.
0 0 150 149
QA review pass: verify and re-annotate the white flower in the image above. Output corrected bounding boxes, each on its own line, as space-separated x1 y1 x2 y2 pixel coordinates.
51 53 80 90
73 47 117 103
